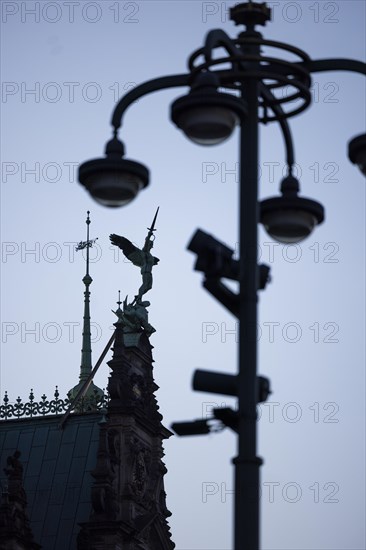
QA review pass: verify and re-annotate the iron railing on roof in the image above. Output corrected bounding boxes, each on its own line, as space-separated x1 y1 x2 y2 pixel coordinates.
0 386 109 420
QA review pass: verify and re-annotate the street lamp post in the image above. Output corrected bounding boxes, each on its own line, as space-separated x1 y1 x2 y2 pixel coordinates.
78 3 366 548
236 23 261 550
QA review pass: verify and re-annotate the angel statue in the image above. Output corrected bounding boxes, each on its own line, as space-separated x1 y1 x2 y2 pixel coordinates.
110 208 160 305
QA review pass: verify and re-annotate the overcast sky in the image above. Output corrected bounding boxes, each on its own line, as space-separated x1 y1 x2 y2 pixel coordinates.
1 1 365 549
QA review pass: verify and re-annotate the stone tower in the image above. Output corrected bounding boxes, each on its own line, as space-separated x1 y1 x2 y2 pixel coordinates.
77 319 174 549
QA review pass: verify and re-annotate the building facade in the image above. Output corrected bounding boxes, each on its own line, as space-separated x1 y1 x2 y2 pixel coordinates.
0 324 174 549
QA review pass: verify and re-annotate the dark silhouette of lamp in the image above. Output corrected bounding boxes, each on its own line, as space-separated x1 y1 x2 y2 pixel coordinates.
78 136 149 207
348 134 366 176
260 174 324 244
171 72 247 145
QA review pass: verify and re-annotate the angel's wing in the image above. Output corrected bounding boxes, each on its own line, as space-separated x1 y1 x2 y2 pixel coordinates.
109 234 144 267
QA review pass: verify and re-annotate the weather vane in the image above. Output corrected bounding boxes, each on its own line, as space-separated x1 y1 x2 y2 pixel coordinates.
75 210 98 270
109 207 160 337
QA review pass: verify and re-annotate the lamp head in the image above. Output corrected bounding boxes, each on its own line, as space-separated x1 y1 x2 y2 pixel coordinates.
171 72 246 145
348 133 366 176
260 175 325 244
78 137 149 207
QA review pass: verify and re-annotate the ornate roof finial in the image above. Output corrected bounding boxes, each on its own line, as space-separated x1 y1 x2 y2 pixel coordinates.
68 212 104 409
112 290 123 324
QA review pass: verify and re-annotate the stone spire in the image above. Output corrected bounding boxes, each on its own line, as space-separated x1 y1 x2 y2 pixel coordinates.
68 211 104 408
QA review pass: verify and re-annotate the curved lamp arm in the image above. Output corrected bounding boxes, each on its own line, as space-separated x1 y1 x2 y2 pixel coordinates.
203 29 295 167
259 85 295 167
111 73 190 131
301 58 366 75
203 28 244 62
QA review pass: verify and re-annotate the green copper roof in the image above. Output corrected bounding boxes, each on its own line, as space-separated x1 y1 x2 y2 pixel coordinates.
0 413 102 549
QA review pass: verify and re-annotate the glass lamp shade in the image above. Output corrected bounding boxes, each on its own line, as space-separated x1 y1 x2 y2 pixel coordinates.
348 134 366 176
260 196 324 244
171 92 246 146
78 157 149 207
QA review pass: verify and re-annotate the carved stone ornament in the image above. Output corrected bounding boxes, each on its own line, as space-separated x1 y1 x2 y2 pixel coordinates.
132 451 147 496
